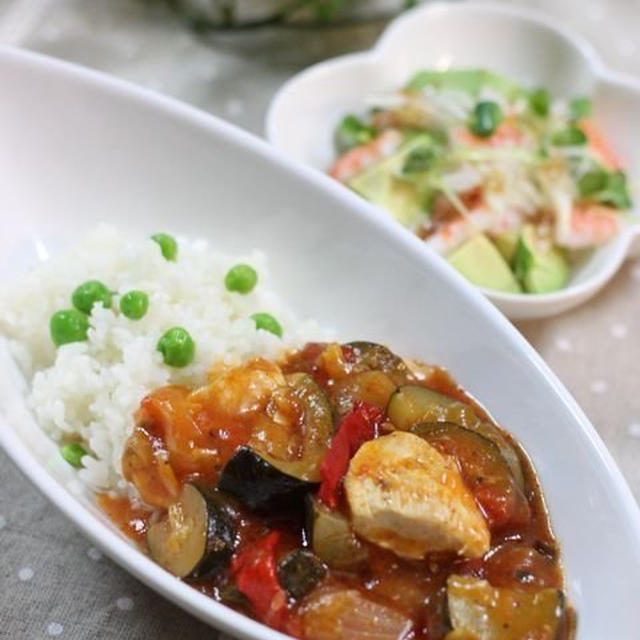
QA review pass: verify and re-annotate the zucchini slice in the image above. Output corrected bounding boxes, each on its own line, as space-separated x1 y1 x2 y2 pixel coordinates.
347 341 410 385
447 574 564 640
254 373 333 483
218 446 315 512
147 483 235 579
410 423 530 529
306 496 369 572
387 385 524 490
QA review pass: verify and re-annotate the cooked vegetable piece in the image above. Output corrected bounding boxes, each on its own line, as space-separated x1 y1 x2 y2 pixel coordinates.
156 326 195 367
50 308 90 346
335 114 377 153
71 280 112 314
345 431 490 559
410 423 530 530
151 232 178 261
447 574 564 640
251 312 283 337
230 531 289 629
300 587 413 640
60 442 87 468
346 341 410 385
218 446 315 512
388 384 475 428
387 385 524 490
318 401 383 508
255 373 333 482
276 549 326 600
484 543 561 590
306 496 369 571
331 370 397 418
469 101 503 138
224 264 258 294
119 290 149 320
147 484 236 579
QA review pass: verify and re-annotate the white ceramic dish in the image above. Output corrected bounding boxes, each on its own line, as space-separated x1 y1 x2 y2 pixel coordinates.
266 1 640 320
1 46 640 639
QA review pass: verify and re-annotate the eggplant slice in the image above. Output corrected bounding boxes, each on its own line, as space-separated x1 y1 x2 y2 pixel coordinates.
277 549 327 600
387 385 525 490
218 446 316 512
147 483 236 579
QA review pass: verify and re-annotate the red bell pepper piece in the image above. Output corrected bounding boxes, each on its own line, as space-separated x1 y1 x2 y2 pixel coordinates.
318 401 384 508
230 531 288 629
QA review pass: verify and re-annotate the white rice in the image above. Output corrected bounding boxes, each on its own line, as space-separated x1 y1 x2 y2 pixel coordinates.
0 225 326 493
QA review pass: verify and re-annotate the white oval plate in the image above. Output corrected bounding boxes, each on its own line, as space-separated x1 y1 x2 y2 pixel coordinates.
266 1 640 320
0 46 639 639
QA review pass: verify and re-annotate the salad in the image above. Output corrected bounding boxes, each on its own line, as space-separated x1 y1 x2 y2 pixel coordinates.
330 69 633 294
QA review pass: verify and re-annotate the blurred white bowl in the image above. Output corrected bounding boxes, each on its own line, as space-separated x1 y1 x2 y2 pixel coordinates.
266 1 640 319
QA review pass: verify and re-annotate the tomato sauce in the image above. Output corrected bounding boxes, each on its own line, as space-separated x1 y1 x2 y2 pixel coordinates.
104 342 575 639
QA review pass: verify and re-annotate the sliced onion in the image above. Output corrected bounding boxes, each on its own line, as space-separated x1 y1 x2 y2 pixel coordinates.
301 588 413 640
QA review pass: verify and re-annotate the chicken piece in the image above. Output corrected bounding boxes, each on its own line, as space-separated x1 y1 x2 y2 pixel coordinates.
344 431 490 559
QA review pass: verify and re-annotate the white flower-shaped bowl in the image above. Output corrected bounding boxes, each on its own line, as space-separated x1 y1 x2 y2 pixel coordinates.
266 1 640 320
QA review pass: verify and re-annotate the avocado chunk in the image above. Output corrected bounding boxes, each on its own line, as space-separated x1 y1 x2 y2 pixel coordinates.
447 234 522 293
512 225 569 293
348 136 431 228
490 229 520 263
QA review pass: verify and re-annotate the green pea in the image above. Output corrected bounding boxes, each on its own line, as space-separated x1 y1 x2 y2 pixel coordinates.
225 264 258 294
552 125 587 146
151 233 178 261
157 326 195 367
250 312 283 338
469 101 503 138
71 280 112 314
60 442 87 468
119 290 149 320
528 87 550 117
50 309 90 347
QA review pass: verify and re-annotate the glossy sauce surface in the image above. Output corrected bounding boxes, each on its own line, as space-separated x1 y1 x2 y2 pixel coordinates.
104 342 574 639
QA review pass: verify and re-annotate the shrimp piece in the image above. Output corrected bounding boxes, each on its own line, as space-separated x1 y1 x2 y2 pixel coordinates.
329 129 403 183
579 119 622 169
452 118 525 148
555 203 621 249
424 206 522 255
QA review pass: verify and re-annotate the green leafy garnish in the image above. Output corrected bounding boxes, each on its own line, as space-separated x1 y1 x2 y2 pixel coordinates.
598 170 632 209
335 115 377 153
578 167 632 208
570 97 593 120
578 168 609 197
402 144 441 174
528 88 550 117
552 125 587 146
